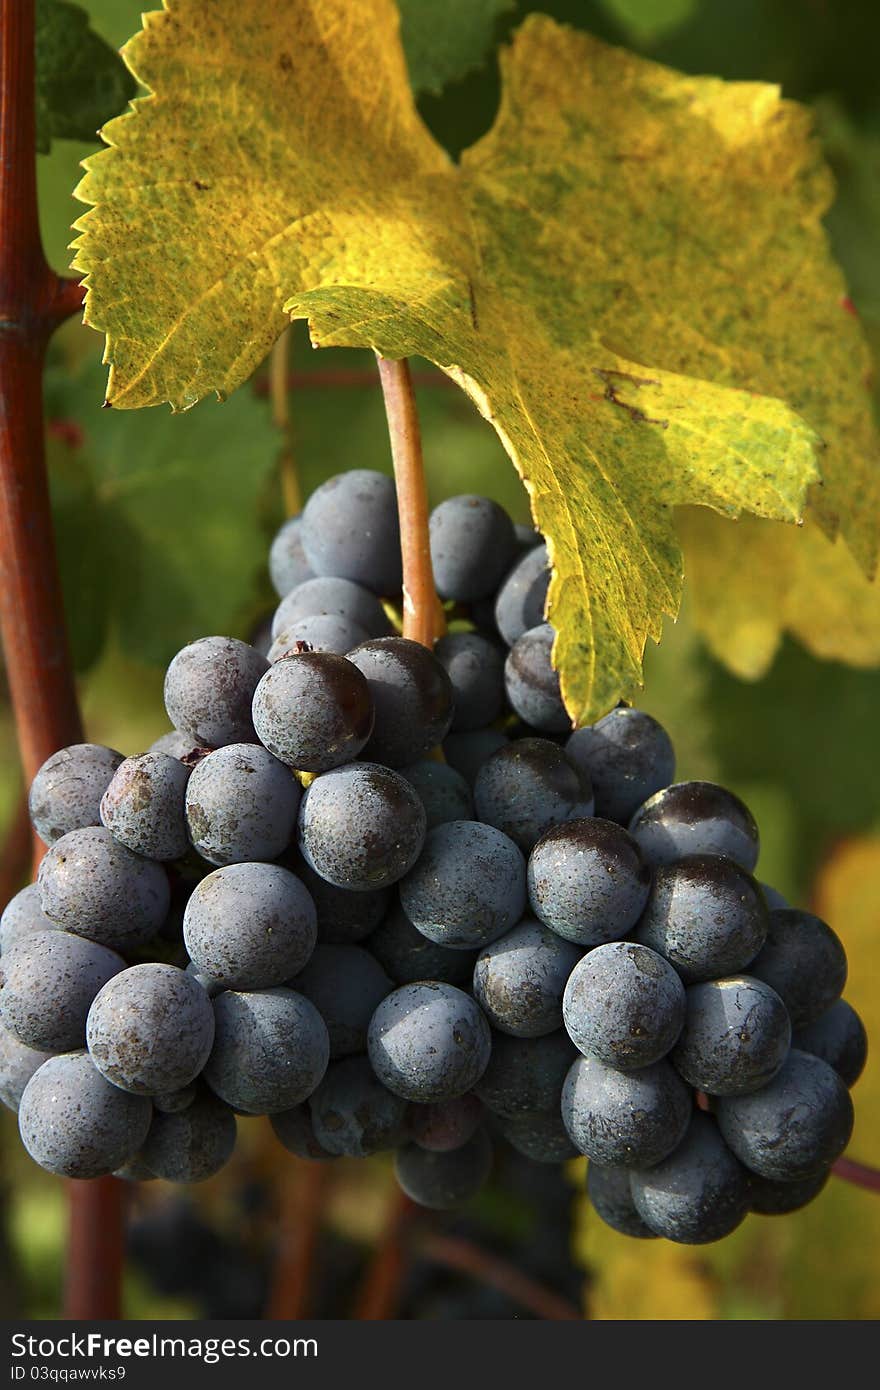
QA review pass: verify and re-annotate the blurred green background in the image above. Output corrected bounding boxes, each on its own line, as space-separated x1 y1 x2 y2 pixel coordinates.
1 0 879 1319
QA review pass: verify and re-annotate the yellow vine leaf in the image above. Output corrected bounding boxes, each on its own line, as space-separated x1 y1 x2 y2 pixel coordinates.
678 510 880 679
74 0 877 722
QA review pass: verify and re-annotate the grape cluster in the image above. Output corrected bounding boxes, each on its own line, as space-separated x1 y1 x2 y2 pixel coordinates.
0 469 865 1243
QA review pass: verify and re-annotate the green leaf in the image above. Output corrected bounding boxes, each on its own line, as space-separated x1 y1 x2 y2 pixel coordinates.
35 0 137 154
595 0 697 45
43 347 278 667
72 2 854 723
399 0 514 93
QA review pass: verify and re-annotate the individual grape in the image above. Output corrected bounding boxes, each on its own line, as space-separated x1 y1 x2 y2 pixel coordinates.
632 855 768 984
347 637 454 767
86 963 215 1095
400 821 526 950
565 708 675 825
37 827 170 950
494 543 550 646
366 900 477 987
251 651 374 772
630 1114 750 1244
153 1084 197 1114
793 1000 868 1088
0 931 125 1052
473 919 583 1038
504 624 569 734
268 515 313 598
715 1049 853 1181
164 636 269 747
367 982 492 1102
587 1164 657 1239
100 752 191 861
434 632 505 732
748 909 847 1029
394 1129 493 1208
185 961 225 997
298 763 426 891
183 862 317 990
473 738 593 852
308 1055 409 1156
140 1088 237 1182
300 469 402 595
268 613 369 662
28 743 124 847
500 1110 578 1163
670 977 791 1096
149 729 206 761
185 744 301 866
563 942 686 1070
475 1030 575 1117
628 782 760 872
399 760 474 830
527 817 651 946
0 884 58 954
271 576 391 642
561 1054 691 1167
270 1103 338 1160
295 861 389 944
515 523 539 548
0 1028 55 1112
429 495 517 602
760 883 790 910
748 1168 830 1216
293 944 391 1058
204 987 329 1114
443 728 509 786
409 1094 484 1152
19 1051 151 1179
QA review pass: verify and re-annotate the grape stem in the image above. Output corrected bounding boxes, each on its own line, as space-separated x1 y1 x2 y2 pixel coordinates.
269 326 302 516
0 0 124 1320
833 1157 880 1193
375 354 444 647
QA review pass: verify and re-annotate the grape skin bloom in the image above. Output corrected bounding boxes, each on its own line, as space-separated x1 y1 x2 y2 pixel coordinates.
400 821 526 950
367 982 492 1103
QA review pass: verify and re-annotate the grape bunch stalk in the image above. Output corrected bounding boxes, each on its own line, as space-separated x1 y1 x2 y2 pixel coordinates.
0 466 866 1243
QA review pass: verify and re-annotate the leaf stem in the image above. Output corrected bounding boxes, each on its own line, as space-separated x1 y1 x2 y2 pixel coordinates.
269 326 302 516
0 0 123 1319
375 354 443 647
255 365 456 396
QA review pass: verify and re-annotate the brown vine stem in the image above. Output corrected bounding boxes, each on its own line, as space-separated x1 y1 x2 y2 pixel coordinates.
0 792 32 908
375 354 445 647
353 1187 416 1320
0 0 125 1320
269 327 302 516
833 1157 880 1193
417 1232 583 1321
266 1162 332 1319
